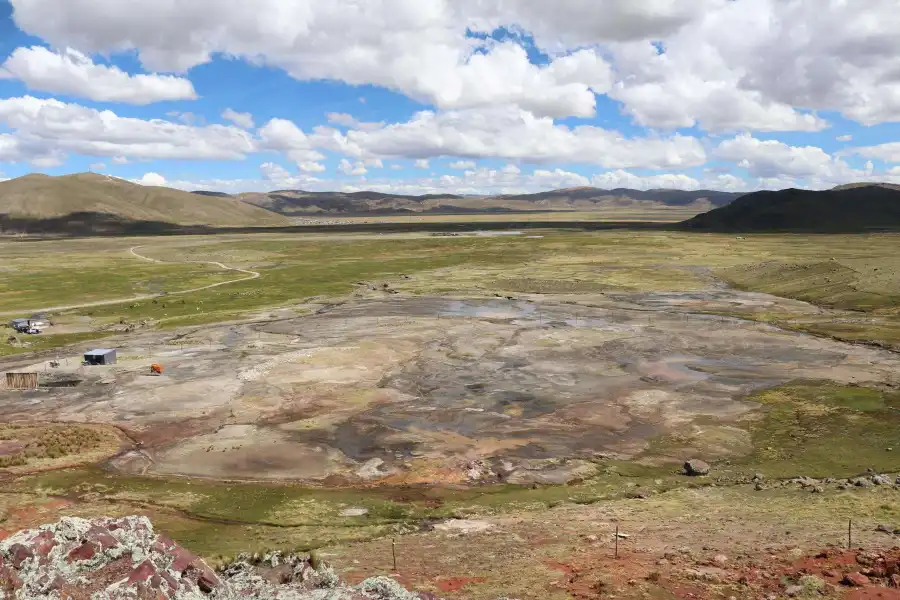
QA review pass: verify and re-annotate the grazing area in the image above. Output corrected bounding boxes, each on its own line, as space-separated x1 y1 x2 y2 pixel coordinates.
1 229 900 599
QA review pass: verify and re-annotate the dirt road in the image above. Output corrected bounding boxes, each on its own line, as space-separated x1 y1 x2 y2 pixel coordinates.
0 246 261 317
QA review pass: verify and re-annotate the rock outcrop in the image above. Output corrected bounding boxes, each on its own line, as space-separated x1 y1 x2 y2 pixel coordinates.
0 516 438 599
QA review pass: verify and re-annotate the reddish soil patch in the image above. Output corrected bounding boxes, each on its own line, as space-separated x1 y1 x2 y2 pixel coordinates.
547 545 900 599
436 576 487 592
543 560 575 575
845 589 900 599
134 418 217 448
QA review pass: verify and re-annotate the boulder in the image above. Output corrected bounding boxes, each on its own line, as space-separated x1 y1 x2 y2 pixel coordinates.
684 459 711 476
842 572 870 587
0 516 441 600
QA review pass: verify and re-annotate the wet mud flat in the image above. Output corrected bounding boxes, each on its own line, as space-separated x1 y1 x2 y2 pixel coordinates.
0 293 897 485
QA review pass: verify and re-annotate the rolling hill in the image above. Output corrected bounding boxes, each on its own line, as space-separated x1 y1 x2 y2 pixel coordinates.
0 173 288 228
681 184 900 232
229 187 742 216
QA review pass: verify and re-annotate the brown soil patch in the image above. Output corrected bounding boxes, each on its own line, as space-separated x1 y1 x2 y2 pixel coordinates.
436 577 487 592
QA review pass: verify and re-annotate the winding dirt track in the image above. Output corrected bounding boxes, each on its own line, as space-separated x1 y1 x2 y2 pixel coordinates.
0 246 261 317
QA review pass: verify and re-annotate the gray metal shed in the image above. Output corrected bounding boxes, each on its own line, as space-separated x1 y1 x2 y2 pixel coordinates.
84 349 117 366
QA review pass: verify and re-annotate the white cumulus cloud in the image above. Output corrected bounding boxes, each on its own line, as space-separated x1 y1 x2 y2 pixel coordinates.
136 172 167 186
0 96 255 163
0 46 197 104
448 160 476 170
222 108 254 129
310 107 706 169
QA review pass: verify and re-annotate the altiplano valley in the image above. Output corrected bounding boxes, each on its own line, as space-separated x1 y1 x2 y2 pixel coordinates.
3 1 900 597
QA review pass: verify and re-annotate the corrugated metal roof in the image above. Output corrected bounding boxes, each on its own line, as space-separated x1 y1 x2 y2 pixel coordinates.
84 349 116 355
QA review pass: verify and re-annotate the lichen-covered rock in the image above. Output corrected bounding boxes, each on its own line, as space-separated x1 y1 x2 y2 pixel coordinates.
0 516 443 599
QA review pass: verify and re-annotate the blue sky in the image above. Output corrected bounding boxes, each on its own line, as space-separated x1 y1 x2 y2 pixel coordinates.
0 0 899 194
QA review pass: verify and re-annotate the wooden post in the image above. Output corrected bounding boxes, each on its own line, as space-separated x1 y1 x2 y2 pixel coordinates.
392 538 397 571
615 526 620 559
848 519 852 549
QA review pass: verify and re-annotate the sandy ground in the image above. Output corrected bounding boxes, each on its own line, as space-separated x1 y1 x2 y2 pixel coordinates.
0 287 897 486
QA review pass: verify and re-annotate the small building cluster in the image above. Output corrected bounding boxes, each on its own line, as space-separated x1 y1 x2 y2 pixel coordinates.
9 317 48 334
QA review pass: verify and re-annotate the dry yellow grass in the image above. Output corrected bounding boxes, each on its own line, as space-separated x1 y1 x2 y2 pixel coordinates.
0 173 287 227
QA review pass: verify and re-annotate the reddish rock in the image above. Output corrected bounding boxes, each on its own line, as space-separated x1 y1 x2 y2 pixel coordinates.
35 573 66 593
67 541 98 563
262 564 295 585
0 564 23 592
887 559 900 577
8 543 34 568
151 534 176 554
127 560 159 585
160 571 180 593
170 547 198 573
33 530 58 558
892 574 900 588
843 572 871 587
198 572 219 594
85 526 119 550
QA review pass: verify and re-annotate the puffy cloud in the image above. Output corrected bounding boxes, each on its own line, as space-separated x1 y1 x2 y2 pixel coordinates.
836 135 853 142
11 0 900 129
0 96 255 162
0 134 26 162
716 134 843 178
136 172 167 186
167 111 201 125
715 134 870 188
338 158 368 176
591 169 701 190
414 159 430 169
222 108 254 129
530 168 591 189
847 142 900 164
327 113 360 128
0 46 197 104
313 107 706 169
610 0 900 129
297 161 326 173
8 0 618 119
463 0 712 47
448 160 476 170
258 118 325 168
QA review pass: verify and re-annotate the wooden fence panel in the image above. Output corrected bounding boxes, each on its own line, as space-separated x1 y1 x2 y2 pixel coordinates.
4 373 38 390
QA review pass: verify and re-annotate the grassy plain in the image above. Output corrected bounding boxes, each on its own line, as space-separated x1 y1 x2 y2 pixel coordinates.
2 231 900 353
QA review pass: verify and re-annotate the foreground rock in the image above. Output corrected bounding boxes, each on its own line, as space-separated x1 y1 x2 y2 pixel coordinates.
684 459 711 476
0 516 439 599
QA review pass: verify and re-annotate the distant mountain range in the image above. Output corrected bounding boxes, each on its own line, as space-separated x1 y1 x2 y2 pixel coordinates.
2 173 899 234
227 187 741 216
681 184 900 232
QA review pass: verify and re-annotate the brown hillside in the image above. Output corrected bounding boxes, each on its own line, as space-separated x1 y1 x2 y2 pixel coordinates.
0 173 287 227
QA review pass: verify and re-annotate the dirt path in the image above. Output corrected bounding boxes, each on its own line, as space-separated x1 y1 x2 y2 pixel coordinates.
0 246 261 317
